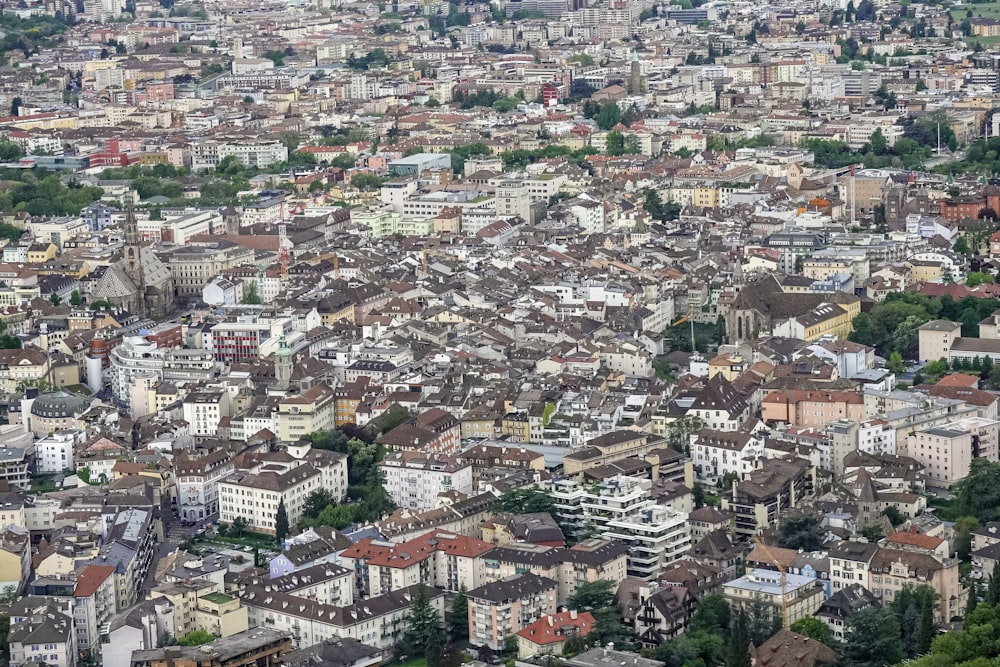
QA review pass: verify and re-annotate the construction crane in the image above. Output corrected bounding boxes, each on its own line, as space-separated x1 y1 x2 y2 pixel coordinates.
752 536 788 628
672 309 696 353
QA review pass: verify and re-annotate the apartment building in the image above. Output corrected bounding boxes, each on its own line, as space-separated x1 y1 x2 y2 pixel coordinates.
483 539 628 606
182 391 232 439
762 390 866 428
550 475 690 579
175 450 235 523
9 598 77 667
691 428 766 485
277 384 337 443
240 584 443 651
831 541 964 623
918 320 962 362
165 243 256 299
190 137 288 171
219 446 348 535
73 564 118 659
340 530 495 598
379 452 474 510
722 458 814 539
468 572 558 651
724 568 824 628
899 416 999 489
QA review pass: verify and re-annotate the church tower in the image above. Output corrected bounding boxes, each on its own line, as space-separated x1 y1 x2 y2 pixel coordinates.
223 205 240 236
628 51 642 95
123 205 146 317
275 336 292 391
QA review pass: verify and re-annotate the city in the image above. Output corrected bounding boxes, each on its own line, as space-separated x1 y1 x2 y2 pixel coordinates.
0 0 998 666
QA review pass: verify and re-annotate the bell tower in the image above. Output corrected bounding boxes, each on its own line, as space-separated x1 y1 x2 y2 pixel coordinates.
275 335 292 391
123 205 146 317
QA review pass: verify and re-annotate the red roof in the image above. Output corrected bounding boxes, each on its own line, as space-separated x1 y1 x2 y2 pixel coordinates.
887 528 944 551
935 373 979 388
341 530 494 569
516 611 596 645
75 564 116 597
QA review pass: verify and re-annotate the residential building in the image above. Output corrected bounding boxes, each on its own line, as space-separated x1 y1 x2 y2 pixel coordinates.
219 445 347 534
129 628 291 667
379 452 474 510
467 572 558 651
723 568 825 628
516 610 595 658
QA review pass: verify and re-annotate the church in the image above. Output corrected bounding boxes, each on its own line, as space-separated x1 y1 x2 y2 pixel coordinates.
91 207 175 319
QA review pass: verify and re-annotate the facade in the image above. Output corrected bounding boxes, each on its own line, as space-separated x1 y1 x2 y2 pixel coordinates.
918 320 962 363
550 475 690 579
467 572 558 651
723 568 825 628
218 445 348 534
379 452 474 509
176 450 235 523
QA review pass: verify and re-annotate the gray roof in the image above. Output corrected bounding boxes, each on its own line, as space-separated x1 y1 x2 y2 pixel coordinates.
280 636 382 667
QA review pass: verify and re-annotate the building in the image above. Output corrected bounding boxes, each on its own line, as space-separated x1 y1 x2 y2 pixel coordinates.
516 610 595 658
467 572 558 651
723 568 825 628
218 445 348 534
918 320 962 362
815 584 880 640
9 598 77 667
340 529 495 598
379 452 474 510
902 418 1000 488
722 459 814 539
240 585 443 651
129 628 291 667
551 475 690 578
691 428 766 485
175 450 234 523
280 637 382 667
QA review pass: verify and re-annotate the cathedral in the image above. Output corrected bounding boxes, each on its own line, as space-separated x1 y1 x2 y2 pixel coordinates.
91 207 175 318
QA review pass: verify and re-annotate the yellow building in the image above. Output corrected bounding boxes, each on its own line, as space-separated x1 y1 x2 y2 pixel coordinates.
692 186 720 208
277 383 336 443
707 353 748 381
195 592 249 638
26 243 57 264
500 412 531 443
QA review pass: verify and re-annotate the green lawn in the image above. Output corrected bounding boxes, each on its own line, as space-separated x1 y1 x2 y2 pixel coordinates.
969 34 1000 46
392 658 428 667
953 1 1000 19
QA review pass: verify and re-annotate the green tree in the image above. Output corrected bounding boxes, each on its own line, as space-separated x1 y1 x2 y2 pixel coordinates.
988 561 1000 606
775 511 825 551
178 629 215 646
954 235 971 255
401 583 446 665
606 130 626 156
241 281 262 304
594 102 622 130
230 516 248 537
841 608 903 667
69 289 81 306
956 515 981 562
955 458 1000 523
567 580 616 611
689 595 730 634
889 351 905 375
274 499 289 542
725 610 752 667
968 271 994 287
49 292 62 306
869 127 887 155
450 585 469 641
790 617 835 646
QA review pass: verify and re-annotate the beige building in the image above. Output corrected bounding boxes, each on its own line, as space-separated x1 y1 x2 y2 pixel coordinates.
150 579 248 639
723 568 824 627
903 418 1000 488
277 384 337 443
468 572 558 651
218 444 347 534
918 320 961 363
165 244 256 298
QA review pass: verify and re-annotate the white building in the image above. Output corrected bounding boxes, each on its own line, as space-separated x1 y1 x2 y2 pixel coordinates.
181 391 232 439
191 138 289 171
9 599 77 667
219 444 347 535
379 453 474 510
176 450 235 523
550 475 690 579
35 430 77 474
691 427 766 486
203 277 241 307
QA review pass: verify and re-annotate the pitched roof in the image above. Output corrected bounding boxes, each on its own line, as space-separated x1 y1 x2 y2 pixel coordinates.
516 611 596 646
751 629 837 667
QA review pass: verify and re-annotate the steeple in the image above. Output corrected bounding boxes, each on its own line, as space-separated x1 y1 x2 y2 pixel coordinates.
223 205 240 236
275 335 292 391
629 50 642 95
122 205 146 317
